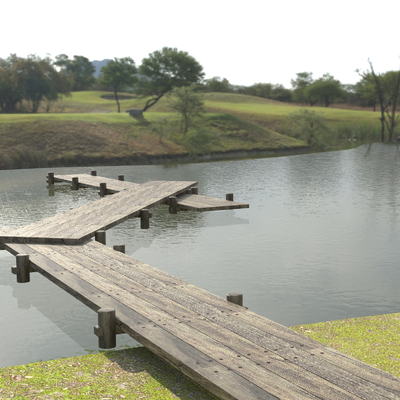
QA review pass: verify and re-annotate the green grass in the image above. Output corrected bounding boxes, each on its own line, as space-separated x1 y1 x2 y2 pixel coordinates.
0 347 217 399
291 312 400 377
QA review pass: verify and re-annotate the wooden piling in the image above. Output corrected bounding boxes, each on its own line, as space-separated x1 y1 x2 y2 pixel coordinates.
94 308 116 349
99 183 107 197
71 177 79 190
169 196 178 214
113 244 125 254
91 170 97 176
16 254 30 283
140 209 150 229
118 175 124 181
186 188 193 194
226 193 234 201
95 230 106 245
47 172 55 185
226 292 243 306
192 187 198 195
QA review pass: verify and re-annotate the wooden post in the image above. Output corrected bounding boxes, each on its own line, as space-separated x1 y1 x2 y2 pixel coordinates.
226 193 234 201
47 172 54 185
140 209 150 229
192 187 198 195
91 170 97 176
113 244 125 254
95 230 106 245
169 196 178 214
118 175 124 181
186 188 193 194
71 177 79 190
99 183 107 197
227 292 243 306
16 254 30 283
94 308 116 349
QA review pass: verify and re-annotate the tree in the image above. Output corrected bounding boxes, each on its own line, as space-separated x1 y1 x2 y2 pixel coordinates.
55 54 95 91
100 57 137 113
304 73 344 107
136 47 204 112
202 76 232 93
167 84 205 134
355 72 379 111
367 60 400 142
291 72 314 104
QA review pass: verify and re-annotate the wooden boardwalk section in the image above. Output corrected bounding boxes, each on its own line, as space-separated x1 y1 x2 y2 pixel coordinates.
1 174 400 399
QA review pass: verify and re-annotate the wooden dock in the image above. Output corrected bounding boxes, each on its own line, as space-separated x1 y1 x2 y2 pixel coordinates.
1 173 400 399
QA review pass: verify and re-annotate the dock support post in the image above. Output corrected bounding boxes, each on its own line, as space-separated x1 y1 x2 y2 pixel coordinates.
95 230 106 245
192 187 198 195
94 308 116 349
169 196 178 214
47 172 54 185
12 254 30 283
99 183 107 197
186 188 193 194
226 193 234 201
71 177 79 190
91 170 97 176
140 209 150 229
113 244 125 254
118 175 124 181
227 292 243 306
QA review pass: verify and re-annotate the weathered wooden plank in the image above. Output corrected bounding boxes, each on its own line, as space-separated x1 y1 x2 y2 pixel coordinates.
177 194 249 212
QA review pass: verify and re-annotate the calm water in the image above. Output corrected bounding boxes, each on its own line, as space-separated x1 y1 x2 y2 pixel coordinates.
1 143 400 367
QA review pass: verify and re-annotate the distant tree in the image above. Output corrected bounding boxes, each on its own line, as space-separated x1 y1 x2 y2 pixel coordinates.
202 76 233 93
355 72 379 111
291 72 314 104
0 54 24 113
55 54 95 91
270 84 292 102
136 47 204 112
366 60 400 142
304 73 344 107
167 84 205 134
240 82 273 98
100 57 137 113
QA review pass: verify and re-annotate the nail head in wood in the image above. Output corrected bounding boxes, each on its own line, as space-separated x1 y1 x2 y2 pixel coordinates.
226 193 234 201
91 170 97 176
227 292 243 306
140 209 150 229
192 187 198 195
113 244 125 254
71 177 79 190
95 230 106 245
169 196 178 214
95 308 116 349
118 175 124 181
99 182 107 197
16 254 30 283
47 172 54 185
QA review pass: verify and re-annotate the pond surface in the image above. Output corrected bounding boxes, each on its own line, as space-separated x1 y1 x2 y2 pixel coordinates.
1 143 400 367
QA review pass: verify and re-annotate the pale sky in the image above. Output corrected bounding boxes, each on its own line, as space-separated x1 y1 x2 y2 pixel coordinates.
2 0 399 88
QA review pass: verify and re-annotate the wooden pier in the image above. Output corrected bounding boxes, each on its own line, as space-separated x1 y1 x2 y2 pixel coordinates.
1 173 400 399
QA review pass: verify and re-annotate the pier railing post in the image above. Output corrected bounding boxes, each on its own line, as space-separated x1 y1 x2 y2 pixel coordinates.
71 177 79 190
226 193 234 201
113 244 125 254
94 308 116 349
192 187 198 195
226 292 243 306
99 183 107 197
13 254 31 283
47 172 54 185
169 196 178 214
91 170 97 176
95 230 106 245
140 209 150 229
118 175 124 181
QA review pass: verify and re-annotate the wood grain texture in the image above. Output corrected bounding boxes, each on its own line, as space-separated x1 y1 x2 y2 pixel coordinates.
177 194 249 212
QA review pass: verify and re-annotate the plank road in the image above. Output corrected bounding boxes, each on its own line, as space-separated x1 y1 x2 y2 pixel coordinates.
2 230 400 399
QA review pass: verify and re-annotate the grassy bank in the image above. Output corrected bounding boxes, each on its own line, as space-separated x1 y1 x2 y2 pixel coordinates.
1 313 399 399
0 91 386 170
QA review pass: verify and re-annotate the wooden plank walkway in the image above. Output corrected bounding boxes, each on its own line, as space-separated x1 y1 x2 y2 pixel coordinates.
2 230 400 399
0 180 197 245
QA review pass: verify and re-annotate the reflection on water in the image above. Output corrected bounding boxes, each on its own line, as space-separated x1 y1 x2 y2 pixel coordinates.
1 143 400 367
